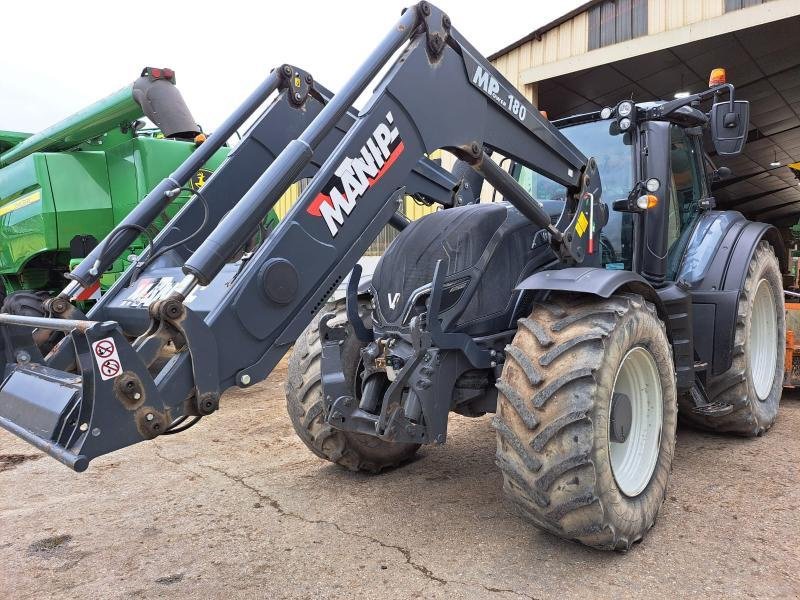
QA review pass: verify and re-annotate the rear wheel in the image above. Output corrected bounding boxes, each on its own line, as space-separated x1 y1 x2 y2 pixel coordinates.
494 294 677 550
285 299 420 473
679 241 784 436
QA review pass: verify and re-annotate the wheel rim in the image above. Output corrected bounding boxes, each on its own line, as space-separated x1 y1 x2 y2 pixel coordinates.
750 278 778 400
608 347 663 497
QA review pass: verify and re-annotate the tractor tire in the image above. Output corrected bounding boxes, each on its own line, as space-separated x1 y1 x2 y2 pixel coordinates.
1 290 50 317
494 293 677 551
285 299 420 473
679 241 784 436
2 290 57 354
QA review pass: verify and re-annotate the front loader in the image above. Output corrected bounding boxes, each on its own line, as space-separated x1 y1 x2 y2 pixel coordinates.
0 3 785 553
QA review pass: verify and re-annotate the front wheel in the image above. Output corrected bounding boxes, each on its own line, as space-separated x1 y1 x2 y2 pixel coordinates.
1 290 58 354
285 299 420 473
494 293 677 550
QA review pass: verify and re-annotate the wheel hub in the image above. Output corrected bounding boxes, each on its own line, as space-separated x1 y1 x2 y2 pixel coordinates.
609 392 632 443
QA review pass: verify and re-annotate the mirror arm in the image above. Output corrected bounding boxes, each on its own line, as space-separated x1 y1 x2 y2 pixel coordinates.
655 83 735 121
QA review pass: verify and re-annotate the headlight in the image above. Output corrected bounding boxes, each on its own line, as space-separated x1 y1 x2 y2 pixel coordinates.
617 101 634 117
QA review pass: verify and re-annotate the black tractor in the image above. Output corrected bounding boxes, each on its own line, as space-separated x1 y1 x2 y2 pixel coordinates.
286 71 785 550
0 3 784 553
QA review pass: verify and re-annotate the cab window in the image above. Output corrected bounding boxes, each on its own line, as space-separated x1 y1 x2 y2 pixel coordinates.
515 119 635 270
667 127 703 276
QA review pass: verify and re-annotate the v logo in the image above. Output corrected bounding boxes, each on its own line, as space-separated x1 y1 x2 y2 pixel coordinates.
387 292 401 310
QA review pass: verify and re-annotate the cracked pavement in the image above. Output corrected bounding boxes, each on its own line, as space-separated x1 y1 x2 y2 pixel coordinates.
1 358 799 599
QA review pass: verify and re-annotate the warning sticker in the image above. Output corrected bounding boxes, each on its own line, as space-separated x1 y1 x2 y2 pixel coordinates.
92 337 123 381
575 211 589 237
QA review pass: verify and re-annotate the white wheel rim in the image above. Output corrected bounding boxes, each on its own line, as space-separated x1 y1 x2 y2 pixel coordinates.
750 278 778 400
609 347 663 497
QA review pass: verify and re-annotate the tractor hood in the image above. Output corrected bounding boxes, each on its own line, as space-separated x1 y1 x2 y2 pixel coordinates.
371 200 562 335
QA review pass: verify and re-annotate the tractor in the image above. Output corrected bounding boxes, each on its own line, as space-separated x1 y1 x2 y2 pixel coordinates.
0 3 785 552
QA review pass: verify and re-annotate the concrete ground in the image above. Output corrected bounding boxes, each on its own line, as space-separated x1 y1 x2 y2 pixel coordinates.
1 358 798 599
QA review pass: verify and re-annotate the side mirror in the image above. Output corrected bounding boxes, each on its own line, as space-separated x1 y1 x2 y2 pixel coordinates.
710 100 749 156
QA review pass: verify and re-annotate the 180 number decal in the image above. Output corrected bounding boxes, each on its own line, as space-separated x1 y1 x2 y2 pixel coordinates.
507 94 527 121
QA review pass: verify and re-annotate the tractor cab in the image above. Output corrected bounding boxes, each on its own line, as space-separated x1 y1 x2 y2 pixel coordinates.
515 67 751 285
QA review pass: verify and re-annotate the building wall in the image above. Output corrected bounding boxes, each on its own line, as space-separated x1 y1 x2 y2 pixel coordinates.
490 0 778 104
491 9 590 105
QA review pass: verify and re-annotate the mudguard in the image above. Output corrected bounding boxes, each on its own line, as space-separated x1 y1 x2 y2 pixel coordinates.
515 267 662 306
330 257 379 302
676 211 785 376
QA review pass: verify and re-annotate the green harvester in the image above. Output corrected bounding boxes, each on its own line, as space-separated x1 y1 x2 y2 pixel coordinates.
0 67 276 308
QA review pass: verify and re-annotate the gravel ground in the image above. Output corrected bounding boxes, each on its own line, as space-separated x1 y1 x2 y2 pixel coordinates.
1 358 799 599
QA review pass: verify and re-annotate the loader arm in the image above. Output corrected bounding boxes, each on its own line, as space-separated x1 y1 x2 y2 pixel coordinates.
0 1 601 471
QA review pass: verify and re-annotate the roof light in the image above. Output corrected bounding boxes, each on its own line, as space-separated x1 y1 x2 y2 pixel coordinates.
539 110 549 119
194 133 207 145
600 107 613 119
674 92 690 99
709 68 726 87
618 101 634 117
619 117 631 131
770 147 781 168
636 194 658 210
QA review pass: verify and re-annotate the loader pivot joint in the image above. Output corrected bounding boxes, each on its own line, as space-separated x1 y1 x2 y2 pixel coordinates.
198 392 219 416
277 64 312 107
45 296 69 315
114 373 145 410
151 297 185 321
418 2 450 59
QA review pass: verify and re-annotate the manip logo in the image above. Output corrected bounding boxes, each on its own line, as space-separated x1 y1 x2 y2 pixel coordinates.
307 111 404 236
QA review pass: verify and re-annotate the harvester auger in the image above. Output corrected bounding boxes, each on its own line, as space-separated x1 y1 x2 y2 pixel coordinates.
0 3 785 551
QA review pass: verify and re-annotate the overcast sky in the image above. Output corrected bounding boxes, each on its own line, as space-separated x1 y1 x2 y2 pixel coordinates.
1 0 583 133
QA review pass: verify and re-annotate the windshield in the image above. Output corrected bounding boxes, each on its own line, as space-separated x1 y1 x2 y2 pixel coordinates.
516 119 635 269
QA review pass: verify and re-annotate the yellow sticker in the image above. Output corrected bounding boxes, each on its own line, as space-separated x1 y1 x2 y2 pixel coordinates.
575 211 589 237
0 189 41 217
294 76 301 88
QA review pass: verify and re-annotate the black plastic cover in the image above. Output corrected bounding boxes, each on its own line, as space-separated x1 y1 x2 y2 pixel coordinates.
372 202 553 335
372 203 506 323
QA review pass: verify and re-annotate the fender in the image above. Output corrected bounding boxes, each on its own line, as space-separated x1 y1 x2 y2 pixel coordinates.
677 211 786 376
516 267 698 390
515 267 666 317
330 256 379 302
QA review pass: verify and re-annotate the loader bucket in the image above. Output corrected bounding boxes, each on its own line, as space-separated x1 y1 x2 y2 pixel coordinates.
0 315 171 471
